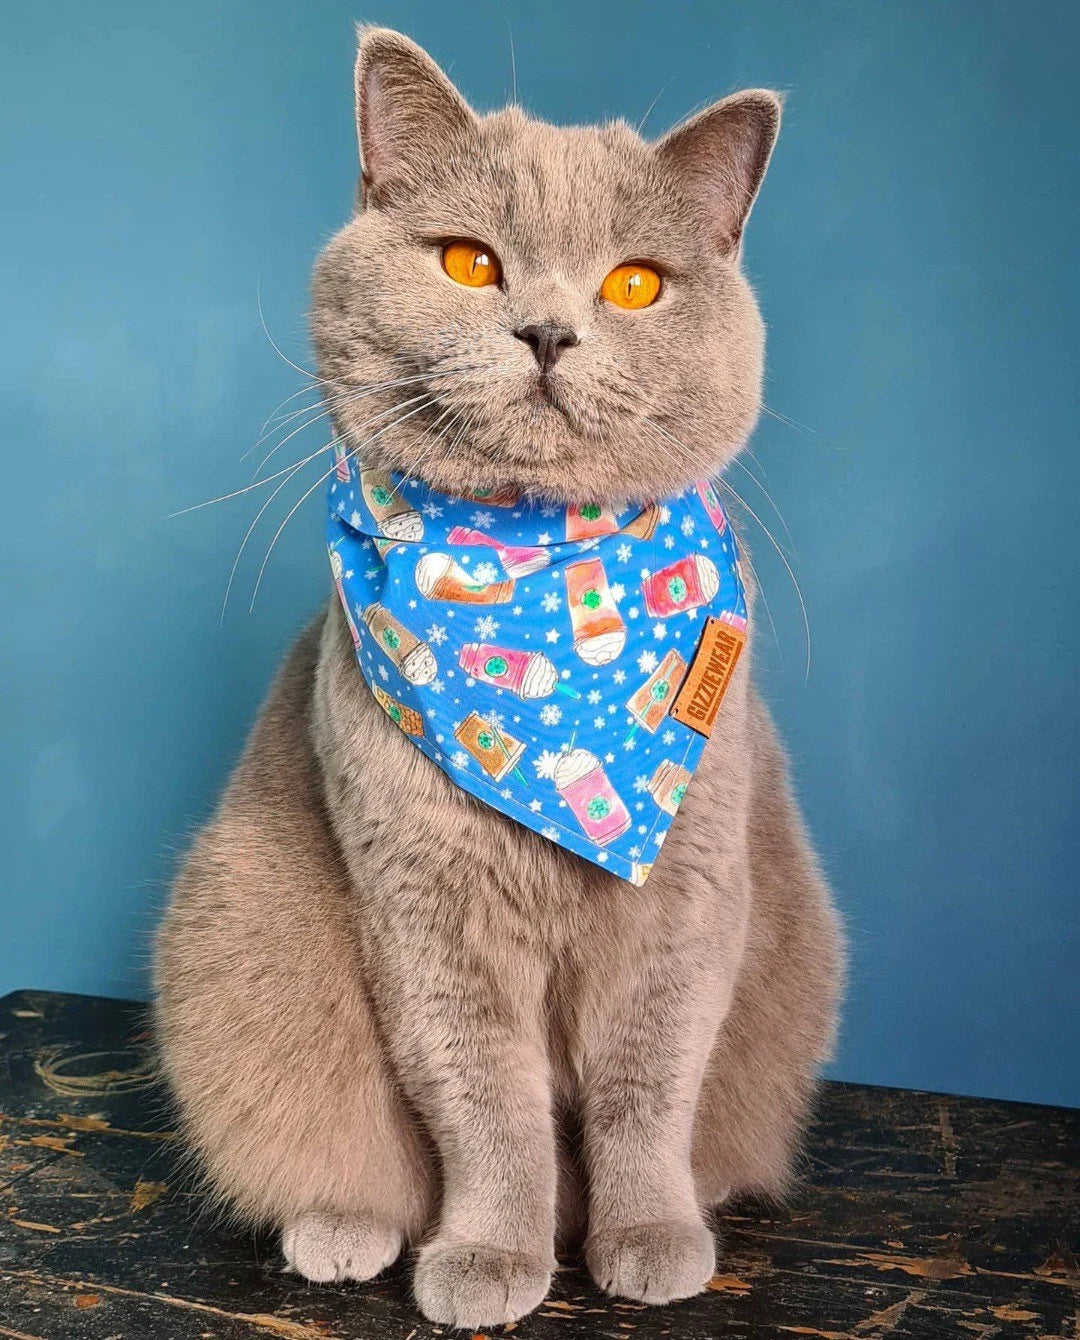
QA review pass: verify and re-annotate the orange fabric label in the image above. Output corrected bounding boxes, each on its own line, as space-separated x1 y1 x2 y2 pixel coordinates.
671 617 746 737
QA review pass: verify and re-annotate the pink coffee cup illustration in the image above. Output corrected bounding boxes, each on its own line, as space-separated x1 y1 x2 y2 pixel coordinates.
642 555 719 618
446 525 550 578
552 748 631 847
458 643 579 699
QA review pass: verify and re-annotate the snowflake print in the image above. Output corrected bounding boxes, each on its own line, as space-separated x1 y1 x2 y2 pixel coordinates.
653 832 666 847
540 826 561 842
513 605 524 616
430 678 446 695
612 670 627 686
637 650 659 675
533 748 563 780
587 689 603 705
653 623 668 641
623 736 637 751
610 582 625 602
470 509 495 528
349 510 362 527
662 729 676 745
451 750 470 770
500 787 514 800
607 704 617 714
663 534 676 549
471 561 500 584
633 775 650 794
659 505 671 524
629 845 642 859
364 567 381 580
627 606 640 620
597 852 609 864
640 567 651 581
681 515 696 537
541 591 562 613
540 505 559 518
421 501 444 518
426 624 448 648
593 717 606 729
474 614 501 639
377 665 389 682
539 703 563 727
616 543 632 564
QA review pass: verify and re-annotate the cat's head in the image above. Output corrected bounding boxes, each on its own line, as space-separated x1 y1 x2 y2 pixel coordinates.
312 28 780 504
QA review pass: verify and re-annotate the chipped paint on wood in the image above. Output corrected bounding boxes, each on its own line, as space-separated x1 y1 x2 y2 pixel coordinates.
0 990 1077 1340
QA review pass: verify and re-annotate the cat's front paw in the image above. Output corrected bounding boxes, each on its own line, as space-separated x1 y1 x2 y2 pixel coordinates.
413 1239 553 1327
282 1212 402 1283
586 1218 716 1304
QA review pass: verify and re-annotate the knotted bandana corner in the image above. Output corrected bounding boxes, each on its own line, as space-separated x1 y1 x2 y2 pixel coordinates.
327 456 747 884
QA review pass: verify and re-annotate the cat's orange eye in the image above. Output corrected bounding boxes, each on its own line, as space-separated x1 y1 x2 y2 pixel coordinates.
600 262 662 310
441 240 501 288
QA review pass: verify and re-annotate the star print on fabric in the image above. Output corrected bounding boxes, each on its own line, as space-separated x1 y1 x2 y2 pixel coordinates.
327 463 746 884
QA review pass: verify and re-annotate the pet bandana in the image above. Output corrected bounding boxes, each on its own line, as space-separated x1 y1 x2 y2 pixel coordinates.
326 458 747 884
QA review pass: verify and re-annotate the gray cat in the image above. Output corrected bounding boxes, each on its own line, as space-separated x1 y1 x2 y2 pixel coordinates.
154 27 842 1330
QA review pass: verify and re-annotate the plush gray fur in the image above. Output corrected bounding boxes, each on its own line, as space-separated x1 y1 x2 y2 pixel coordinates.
154 28 842 1330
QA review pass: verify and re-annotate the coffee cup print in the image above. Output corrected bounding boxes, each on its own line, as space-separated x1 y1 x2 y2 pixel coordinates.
360 468 424 541
372 684 424 737
566 502 620 543
623 503 660 540
564 557 626 666
328 547 361 651
552 748 631 846
454 712 527 783
446 525 550 579
458 484 521 506
458 643 580 700
333 441 351 483
695 480 727 534
362 604 437 686
625 649 688 742
642 555 720 619
415 554 515 605
649 759 693 816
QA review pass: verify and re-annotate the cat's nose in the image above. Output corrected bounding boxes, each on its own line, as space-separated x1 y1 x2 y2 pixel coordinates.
514 321 579 373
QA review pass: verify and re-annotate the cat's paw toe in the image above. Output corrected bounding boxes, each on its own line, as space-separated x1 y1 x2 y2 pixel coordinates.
282 1212 402 1284
413 1239 553 1327
586 1218 716 1304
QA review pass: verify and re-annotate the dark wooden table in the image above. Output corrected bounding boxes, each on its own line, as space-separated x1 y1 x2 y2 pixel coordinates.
0 991 1076 1339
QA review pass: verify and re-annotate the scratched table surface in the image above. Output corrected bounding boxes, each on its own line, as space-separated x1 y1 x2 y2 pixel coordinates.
0 992 1076 1340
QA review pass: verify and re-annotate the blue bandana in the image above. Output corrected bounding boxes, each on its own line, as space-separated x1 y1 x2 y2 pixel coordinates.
326 457 747 884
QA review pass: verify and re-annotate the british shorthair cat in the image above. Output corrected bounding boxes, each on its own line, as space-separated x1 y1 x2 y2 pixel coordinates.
154 27 842 1330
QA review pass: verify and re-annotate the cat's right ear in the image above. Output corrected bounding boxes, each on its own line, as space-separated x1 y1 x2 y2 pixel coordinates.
354 27 477 207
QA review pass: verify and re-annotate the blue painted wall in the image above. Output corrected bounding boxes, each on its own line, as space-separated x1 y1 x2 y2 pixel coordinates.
2 0 1077 1106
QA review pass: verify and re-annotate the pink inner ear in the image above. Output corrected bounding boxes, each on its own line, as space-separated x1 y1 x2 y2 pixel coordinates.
656 93 781 257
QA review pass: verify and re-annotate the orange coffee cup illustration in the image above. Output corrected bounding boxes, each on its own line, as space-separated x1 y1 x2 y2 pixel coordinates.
415 554 514 605
649 759 693 816
564 557 626 665
454 712 527 783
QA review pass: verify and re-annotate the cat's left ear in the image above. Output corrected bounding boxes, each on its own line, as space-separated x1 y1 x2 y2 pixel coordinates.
354 27 478 206
654 90 782 258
